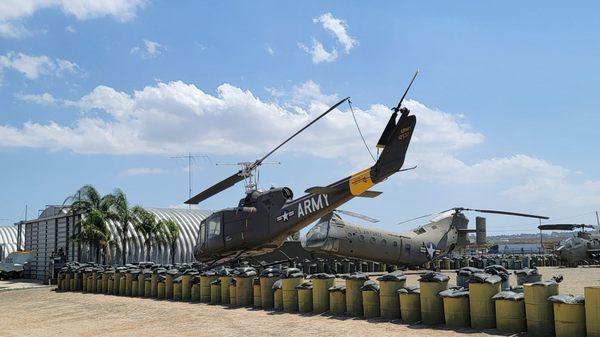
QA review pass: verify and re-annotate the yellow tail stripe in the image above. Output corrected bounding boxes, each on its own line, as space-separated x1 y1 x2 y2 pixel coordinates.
349 167 374 196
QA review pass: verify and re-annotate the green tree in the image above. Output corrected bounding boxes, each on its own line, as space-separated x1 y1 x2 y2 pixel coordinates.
163 219 180 264
103 188 135 265
131 206 167 261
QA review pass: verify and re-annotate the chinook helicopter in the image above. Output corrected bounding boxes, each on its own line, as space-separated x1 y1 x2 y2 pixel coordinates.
538 223 600 266
302 207 549 267
186 73 419 264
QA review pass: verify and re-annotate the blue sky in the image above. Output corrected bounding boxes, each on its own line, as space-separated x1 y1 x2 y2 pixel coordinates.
1 1 599 235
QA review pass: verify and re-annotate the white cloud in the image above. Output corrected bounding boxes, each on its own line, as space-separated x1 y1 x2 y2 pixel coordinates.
16 92 57 105
120 167 164 176
313 13 358 53
0 0 147 38
131 39 164 58
265 44 274 55
0 52 79 81
65 25 76 33
298 39 338 64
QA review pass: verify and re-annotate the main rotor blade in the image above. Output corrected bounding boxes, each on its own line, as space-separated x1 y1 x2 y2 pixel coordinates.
336 209 379 223
184 171 245 204
538 223 591 231
255 97 350 166
462 208 549 220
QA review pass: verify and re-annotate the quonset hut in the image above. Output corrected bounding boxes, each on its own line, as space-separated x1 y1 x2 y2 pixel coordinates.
0 226 22 260
16 206 211 281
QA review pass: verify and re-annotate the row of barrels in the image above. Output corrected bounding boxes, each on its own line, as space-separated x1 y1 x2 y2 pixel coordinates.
57 268 597 337
426 255 560 271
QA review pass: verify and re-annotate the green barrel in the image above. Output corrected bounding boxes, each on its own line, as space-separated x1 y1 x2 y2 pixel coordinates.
297 283 313 313
282 277 303 312
107 276 114 295
96 278 102 294
329 286 346 316
219 276 232 305
191 282 200 303
210 279 221 304
586 287 600 337
173 281 182 301
150 273 159 297
229 279 237 306
91 272 99 293
440 288 470 328
362 289 380 318
260 277 278 309
157 281 165 299
345 274 369 317
131 280 139 297
399 288 421 323
493 291 526 334
165 274 175 300
253 278 262 308
125 272 134 296
311 275 335 313
181 274 192 301
119 277 126 296
524 281 559 336
137 273 145 297
273 280 283 311
144 279 151 297
113 272 122 295
549 295 586 337
469 282 501 329
82 272 88 292
377 272 406 319
419 281 448 325
101 273 109 294
200 273 218 303
236 277 254 307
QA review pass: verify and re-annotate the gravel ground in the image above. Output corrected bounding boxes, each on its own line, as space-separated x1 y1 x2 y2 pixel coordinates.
0 266 596 337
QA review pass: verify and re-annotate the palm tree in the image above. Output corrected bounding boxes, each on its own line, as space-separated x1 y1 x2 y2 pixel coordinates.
103 188 134 265
163 219 180 264
131 206 167 261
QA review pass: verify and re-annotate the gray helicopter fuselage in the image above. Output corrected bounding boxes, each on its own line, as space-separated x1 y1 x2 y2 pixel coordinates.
555 232 600 265
302 212 470 266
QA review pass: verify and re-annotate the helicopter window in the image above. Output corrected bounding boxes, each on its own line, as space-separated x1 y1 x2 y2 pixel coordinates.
370 237 376 244
393 241 398 247
207 215 221 238
413 227 426 235
306 222 328 242
381 239 387 246
198 221 206 247
359 235 365 242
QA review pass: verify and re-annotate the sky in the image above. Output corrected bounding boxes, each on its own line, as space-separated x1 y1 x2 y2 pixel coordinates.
1 1 599 235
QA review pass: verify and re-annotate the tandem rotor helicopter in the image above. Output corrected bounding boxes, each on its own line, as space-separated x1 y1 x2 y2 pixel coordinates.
185 72 420 266
302 207 549 268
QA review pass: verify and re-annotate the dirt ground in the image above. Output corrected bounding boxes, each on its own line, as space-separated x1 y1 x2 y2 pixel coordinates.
0 266 596 337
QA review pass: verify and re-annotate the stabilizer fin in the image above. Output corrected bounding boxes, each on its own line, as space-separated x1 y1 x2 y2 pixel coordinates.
357 190 382 198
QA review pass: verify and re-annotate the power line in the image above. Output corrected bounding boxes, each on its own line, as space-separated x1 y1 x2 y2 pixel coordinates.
170 153 210 209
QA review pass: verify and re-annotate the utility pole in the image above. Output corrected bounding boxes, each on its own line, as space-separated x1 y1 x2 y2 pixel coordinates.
170 153 210 209
596 211 600 234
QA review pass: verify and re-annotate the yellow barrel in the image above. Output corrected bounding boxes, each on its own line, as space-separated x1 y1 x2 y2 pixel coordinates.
420 281 448 325
524 282 559 336
311 276 335 313
200 274 218 303
399 290 421 323
157 281 165 299
297 284 313 313
377 272 406 319
137 274 145 297
181 274 192 301
586 287 600 337
329 286 346 316
60 272 67 290
125 272 134 296
549 295 586 337
362 289 380 318
102 273 109 294
150 273 159 297
71 273 78 291
165 274 174 300
282 277 303 312
443 259 451 270
107 276 114 295
274 288 283 310
492 291 526 334
219 276 232 305
260 277 278 309
253 278 262 308
236 277 254 307
144 280 151 297
113 272 122 295
191 283 200 303
439 288 470 328
210 280 221 304
131 280 139 297
469 282 501 329
82 272 88 292
346 275 368 317
173 282 182 301
96 278 102 294
91 272 99 293
229 279 237 306
119 277 126 296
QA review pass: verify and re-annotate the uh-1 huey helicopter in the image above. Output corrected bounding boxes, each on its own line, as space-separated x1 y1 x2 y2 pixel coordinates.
538 223 600 266
185 72 420 265
302 207 549 268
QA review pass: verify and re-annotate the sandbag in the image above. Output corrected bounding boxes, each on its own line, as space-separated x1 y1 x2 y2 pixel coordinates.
360 280 380 292
492 291 524 301
469 272 502 284
281 267 303 278
419 271 449 283
548 294 584 304
439 287 469 298
259 267 281 278
376 270 406 282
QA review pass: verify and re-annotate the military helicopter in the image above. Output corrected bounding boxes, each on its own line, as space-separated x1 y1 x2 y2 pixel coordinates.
538 223 600 266
185 72 419 265
302 207 549 267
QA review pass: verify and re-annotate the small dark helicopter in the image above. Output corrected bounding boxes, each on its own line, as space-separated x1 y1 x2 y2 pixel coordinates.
303 207 549 267
538 223 600 266
185 73 420 265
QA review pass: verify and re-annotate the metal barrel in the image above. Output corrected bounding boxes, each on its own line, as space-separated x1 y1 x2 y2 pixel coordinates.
469 282 501 329
144 280 151 297
150 273 158 297
131 280 139 297
119 277 126 296
259 277 278 309
282 277 303 312
362 289 380 318
181 275 191 301
419 281 448 325
107 276 114 295
165 274 175 300
345 279 366 317
173 281 182 301
102 273 109 294
399 292 421 323
210 281 221 304
219 276 231 305
191 283 200 303
125 272 134 296
96 278 102 294
586 287 600 336
524 282 559 336
137 274 145 297
113 272 122 295
229 281 237 306
379 280 406 319
274 288 283 311
312 278 335 314
91 272 98 293
553 302 586 337
252 278 262 308
157 281 165 299
82 272 88 292
235 277 254 307
329 288 346 316
200 275 216 303
495 299 526 333
443 297 471 328
298 287 313 313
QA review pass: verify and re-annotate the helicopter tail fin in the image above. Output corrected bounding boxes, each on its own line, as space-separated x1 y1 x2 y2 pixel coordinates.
371 111 416 182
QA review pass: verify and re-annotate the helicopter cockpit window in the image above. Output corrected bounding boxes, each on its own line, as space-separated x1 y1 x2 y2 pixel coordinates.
306 221 329 244
413 227 426 235
207 215 221 238
198 221 206 247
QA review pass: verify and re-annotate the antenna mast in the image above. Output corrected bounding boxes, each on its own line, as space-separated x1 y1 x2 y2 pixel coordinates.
170 153 210 208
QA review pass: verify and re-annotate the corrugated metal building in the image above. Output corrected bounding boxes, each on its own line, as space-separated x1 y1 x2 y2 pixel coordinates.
0 226 23 260
17 206 211 281
488 243 542 254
